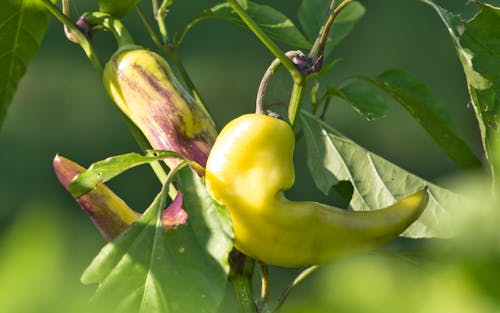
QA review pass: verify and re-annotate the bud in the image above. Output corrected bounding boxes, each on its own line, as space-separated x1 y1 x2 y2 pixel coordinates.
53 154 140 240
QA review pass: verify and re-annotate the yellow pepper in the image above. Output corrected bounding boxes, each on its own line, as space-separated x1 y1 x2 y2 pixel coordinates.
205 114 428 267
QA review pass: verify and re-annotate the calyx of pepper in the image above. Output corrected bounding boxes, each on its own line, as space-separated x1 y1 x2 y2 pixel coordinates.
205 114 428 267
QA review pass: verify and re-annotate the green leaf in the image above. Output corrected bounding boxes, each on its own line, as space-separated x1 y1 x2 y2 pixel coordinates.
298 0 365 56
461 3 500 176
0 0 53 129
81 166 233 313
175 166 234 271
327 81 388 121
200 1 311 49
68 150 183 198
362 69 481 169
422 1 500 179
461 3 500 88
420 1 491 90
300 112 459 238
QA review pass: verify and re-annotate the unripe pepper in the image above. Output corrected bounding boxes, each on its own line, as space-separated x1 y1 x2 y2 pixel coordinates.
53 154 140 240
205 114 428 267
103 47 217 167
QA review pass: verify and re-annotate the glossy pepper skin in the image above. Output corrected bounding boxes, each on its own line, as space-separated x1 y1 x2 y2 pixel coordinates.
103 48 216 167
97 0 140 18
205 114 428 267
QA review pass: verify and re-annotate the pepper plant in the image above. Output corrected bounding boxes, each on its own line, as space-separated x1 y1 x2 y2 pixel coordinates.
1 0 499 312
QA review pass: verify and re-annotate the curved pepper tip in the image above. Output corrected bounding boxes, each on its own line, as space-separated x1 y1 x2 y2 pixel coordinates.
53 154 140 241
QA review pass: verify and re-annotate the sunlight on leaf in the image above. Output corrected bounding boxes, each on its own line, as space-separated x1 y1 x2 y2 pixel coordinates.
81 167 233 313
68 151 183 198
301 112 459 238
189 1 311 49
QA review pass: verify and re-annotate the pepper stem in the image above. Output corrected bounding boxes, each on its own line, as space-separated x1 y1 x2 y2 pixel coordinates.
256 51 305 116
82 12 136 50
135 7 216 128
288 80 306 128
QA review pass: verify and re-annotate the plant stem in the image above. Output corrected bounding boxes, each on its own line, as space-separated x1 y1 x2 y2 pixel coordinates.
273 266 319 312
154 0 174 43
256 51 306 127
62 0 77 43
259 262 270 306
255 57 285 114
308 0 353 71
83 12 136 48
40 0 102 71
226 0 301 82
122 114 179 198
229 250 257 313
136 6 164 47
288 81 306 128
226 0 306 126
135 7 215 128
232 274 256 313
175 15 204 47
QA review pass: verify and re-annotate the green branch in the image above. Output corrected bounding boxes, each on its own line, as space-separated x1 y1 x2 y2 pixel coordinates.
82 12 136 49
135 7 215 127
229 250 257 313
273 265 319 312
308 0 354 71
288 80 306 128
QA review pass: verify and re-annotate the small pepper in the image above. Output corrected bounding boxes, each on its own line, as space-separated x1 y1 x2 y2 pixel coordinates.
53 154 140 240
103 47 217 167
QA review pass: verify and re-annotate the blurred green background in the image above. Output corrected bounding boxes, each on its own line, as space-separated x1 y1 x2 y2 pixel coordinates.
0 0 498 312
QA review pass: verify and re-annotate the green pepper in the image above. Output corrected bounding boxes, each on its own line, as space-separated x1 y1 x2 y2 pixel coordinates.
97 0 140 18
103 47 217 167
205 114 428 267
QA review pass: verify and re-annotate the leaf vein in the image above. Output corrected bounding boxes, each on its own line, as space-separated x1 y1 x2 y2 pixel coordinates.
139 207 168 312
366 153 397 205
325 131 370 208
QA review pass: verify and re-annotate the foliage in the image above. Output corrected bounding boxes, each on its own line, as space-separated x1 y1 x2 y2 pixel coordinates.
0 0 54 129
0 0 499 312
